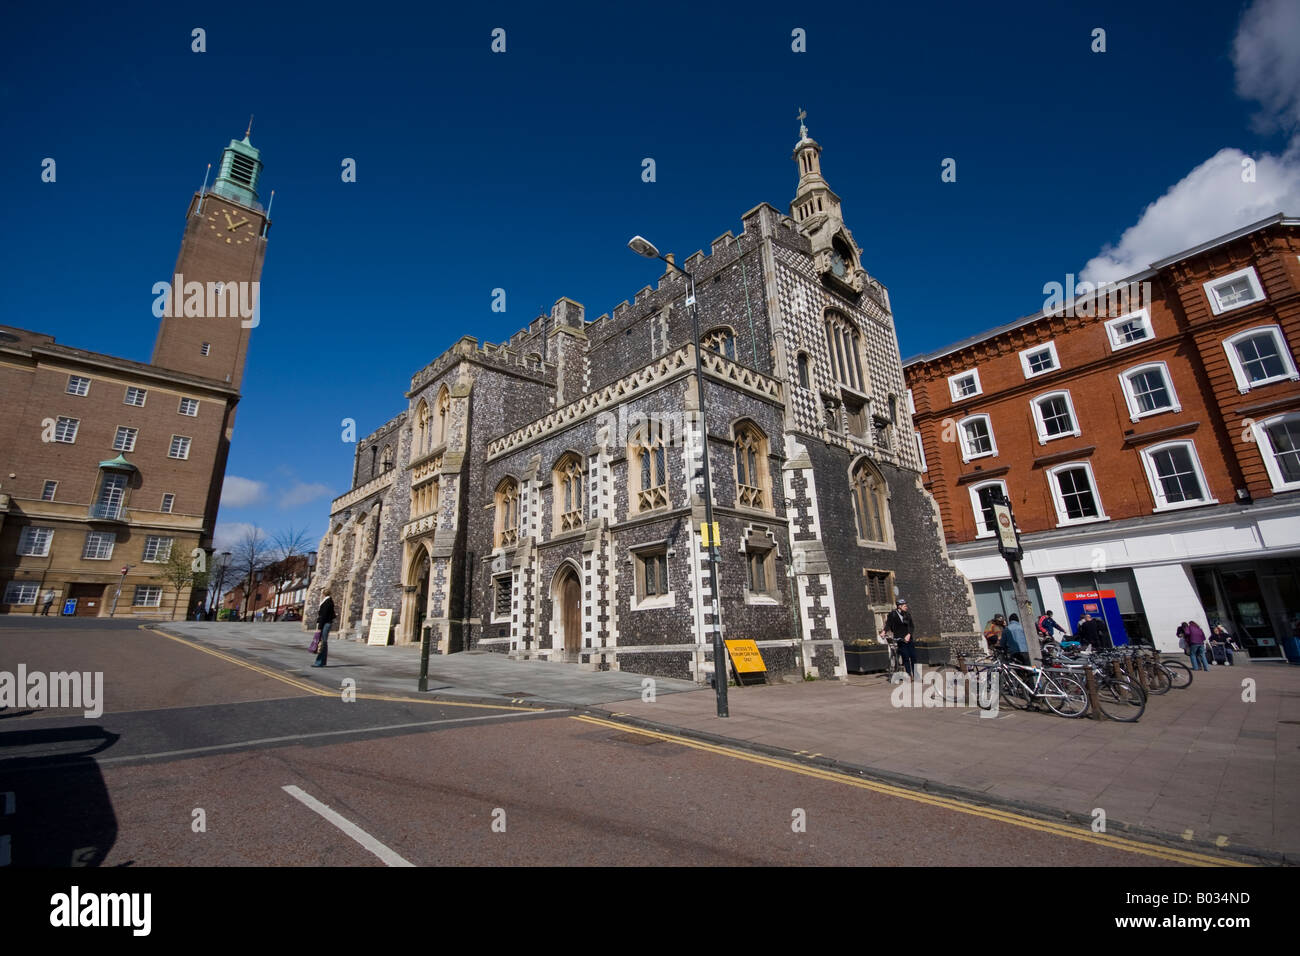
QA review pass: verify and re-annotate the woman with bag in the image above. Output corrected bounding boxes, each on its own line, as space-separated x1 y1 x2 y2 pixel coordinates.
313 589 335 667
1184 620 1209 671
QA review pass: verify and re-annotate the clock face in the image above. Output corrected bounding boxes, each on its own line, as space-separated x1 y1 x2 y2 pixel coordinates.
207 206 255 245
830 250 847 277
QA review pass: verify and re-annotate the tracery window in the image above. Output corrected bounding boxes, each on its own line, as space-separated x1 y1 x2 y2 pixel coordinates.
631 421 669 512
851 458 892 544
734 423 769 510
702 327 736 360
495 478 519 547
554 454 585 533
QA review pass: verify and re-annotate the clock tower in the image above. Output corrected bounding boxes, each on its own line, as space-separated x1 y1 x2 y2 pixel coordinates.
151 131 270 389
789 115 869 296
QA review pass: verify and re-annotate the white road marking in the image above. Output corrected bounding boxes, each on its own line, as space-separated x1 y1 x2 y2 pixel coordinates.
24 709 563 767
282 785 413 867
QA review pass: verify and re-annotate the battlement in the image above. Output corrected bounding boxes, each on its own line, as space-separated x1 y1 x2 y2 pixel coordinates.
408 333 557 395
357 411 407 448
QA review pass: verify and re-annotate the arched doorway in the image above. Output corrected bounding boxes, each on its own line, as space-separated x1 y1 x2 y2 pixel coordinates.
552 564 582 661
401 546 432 644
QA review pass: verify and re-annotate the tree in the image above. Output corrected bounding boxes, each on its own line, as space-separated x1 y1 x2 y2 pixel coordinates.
230 527 271 620
155 547 209 621
265 526 312 617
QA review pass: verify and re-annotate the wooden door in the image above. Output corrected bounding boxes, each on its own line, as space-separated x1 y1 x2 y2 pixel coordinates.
69 583 105 617
562 574 581 653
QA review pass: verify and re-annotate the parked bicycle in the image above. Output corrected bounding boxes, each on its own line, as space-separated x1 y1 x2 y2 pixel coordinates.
941 653 1089 718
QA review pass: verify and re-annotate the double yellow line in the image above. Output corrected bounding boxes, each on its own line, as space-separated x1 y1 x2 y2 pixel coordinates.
572 714 1249 867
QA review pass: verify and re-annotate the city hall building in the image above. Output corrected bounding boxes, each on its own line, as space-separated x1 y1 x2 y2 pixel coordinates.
0 131 270 617
306 123 978 681
904 215 1300 659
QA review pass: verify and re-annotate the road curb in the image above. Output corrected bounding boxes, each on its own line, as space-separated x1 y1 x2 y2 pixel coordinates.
582 705 1288 867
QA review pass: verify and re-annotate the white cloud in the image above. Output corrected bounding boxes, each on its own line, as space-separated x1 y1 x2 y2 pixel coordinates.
220 476 267 508
278 482 332 509
213 522 271 553
1080 0 1300 284
1234 0 1300 133
1079 144 1300 283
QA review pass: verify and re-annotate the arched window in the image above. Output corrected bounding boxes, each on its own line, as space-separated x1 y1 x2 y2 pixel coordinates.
369 446 378 480
796 352 810 389
495 478 520 547
824 310 864 392
630 420 669 512
554 454 585 533
851 459 892 544
702 327 736 361
734 422 769 510
381 445 394 472
434 386 451 447
415 400 430 457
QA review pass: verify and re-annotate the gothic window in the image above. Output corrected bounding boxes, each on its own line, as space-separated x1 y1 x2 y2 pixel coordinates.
824 310 864 392
733 422 769 510
850 458 892 545
702 327 736 360
554 454 585 533
434 386 451 447
381 445 394 472
745 546 775 597
369 446 378 480
416 400 430 457
495 478 520 548
797 352 810 389
631 420 669 513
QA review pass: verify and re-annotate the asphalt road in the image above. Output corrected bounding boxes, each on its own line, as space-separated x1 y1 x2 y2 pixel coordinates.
0 619 1209 866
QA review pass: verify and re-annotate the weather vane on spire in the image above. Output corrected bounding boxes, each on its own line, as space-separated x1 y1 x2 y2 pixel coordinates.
797 107 807 139
245 114 254 139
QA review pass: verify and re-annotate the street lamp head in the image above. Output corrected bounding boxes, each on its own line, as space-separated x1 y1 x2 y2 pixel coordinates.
628 235 660 259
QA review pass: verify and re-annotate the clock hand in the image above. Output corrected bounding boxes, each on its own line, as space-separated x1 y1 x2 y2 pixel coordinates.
223 212 233 227
232 218 250 229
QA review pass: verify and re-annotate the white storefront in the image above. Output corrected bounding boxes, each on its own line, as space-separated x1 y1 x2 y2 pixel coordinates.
950 497 1300 658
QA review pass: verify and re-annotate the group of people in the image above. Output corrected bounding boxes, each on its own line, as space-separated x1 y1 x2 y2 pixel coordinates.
1177 620 1238 671
981 607 1110 660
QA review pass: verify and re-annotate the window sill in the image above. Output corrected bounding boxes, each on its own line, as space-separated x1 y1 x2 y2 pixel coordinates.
855 537 897 551
744 591 780 606
1151 498 1219 513
962 451 997 464
1237 373 1300 394
1037 430 1082 445
1053 515 1109 529
1129 405 1180 423
632 592 676 611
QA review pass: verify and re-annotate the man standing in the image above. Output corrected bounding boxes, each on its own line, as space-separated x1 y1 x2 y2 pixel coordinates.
1184 620 1209 671
1078 613 1106 651
1036 610 1066 645
314 589 335 668
885 598 915 679
998 613 1031 667
40 591 55 616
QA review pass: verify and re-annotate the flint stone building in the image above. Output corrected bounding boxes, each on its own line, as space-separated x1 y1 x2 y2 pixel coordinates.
306 125 978 681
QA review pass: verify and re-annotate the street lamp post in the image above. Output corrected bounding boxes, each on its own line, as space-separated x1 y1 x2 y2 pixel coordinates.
109 565 130 617
628 235 729 718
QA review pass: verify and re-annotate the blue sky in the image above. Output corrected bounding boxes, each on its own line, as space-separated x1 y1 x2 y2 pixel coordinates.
3 0 1298 550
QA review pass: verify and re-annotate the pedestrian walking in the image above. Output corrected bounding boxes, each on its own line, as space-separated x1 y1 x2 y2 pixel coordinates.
982 614 1006 653
885 598 915 679
41 591 55 616
314 589 335 668
997 613 1031 667
1184 620 1209 671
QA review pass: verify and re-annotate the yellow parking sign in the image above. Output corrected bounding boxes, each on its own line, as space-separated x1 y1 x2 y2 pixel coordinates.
725 639 766 674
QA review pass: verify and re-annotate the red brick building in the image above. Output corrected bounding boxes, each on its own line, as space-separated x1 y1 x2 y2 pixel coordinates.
904 214 1300 657
0 131 270 617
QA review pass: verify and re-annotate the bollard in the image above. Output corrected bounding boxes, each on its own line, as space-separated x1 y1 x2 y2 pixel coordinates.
1133 653 1149 694
418 624 431 692
1085 668 1102 720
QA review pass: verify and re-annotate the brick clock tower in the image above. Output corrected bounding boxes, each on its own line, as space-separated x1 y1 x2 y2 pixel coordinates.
151 130 270 389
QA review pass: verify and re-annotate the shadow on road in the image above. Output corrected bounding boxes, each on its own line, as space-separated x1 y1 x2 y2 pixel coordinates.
0 725 120 866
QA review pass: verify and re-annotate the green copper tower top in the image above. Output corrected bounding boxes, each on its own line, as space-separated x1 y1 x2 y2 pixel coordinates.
211 122 263 208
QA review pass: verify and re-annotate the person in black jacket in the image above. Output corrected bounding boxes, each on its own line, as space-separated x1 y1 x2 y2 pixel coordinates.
314 589 335 667
885 599 915 678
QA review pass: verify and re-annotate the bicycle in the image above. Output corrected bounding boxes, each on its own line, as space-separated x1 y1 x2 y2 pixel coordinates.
946 652 1089 717
1042 644 1145 722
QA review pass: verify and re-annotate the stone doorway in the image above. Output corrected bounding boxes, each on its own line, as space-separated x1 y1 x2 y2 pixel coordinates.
554 564 582 662
401 548 431 644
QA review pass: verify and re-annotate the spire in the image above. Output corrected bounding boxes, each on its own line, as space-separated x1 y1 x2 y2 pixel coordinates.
212 126 264 208
790 110 838 225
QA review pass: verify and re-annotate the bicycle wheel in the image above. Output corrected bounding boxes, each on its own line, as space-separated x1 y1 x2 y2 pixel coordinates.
1042 673 1090 718
1094 677 1146 722
998 666 1032 710
933 664 965 704
1143 660 1172 695
1161 659 1193 689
